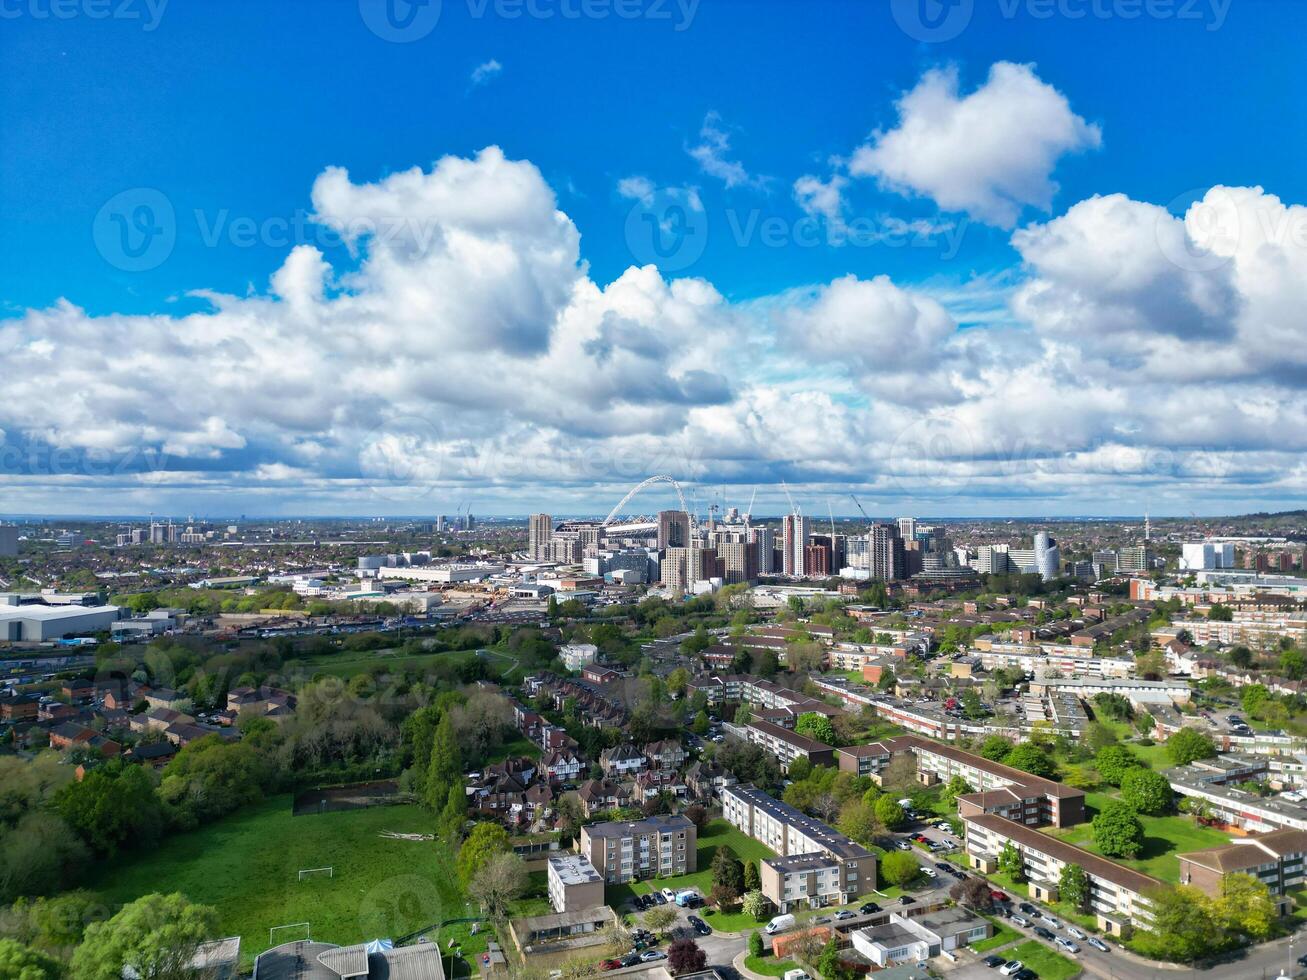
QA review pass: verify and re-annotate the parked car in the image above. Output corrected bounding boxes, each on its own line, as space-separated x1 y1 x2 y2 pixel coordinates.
1055 938 1080 954
1018 902 1035 914
859 902 881 914
894 840 912 851
999 961 1024 976
1013 970 1036 980
1066 926 1086 940
640 950 667 962
813 915 833 925
990 890 1008 903
833 910 855 921
661 888 676 902
621 953 641 967
1087 937 1110 953
899 896 915 905
1042 915 1061 929
1033 927 1055 941
935 863 953 872
653 893 668 906
982 955 1006 968
600 960 622 971
1010 914 1029 927
688 916 711 936
921 868 938 878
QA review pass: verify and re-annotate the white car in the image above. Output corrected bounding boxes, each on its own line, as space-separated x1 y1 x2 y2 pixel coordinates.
921 867 938 878
661 888 676 902
1086 937 1110 952
1042 915 1061 929
1066 926 1086 940
1010 915 1029 927
999 961 1024 976
1055 938 1080 955
640 950 667 962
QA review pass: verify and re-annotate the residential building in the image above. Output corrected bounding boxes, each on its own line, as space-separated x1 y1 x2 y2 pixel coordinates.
723 784 873 911
560 643 599 671
657 510 690 551
1178 828 1307 913
962 812 1156 935
579 815 696 884
725 718 835 771
528 513 553 560
547 854 605 913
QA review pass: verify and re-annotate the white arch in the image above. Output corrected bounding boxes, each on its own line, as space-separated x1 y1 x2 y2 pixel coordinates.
602 475 690 527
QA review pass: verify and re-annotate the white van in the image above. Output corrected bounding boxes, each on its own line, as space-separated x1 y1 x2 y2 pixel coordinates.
765 914 796 935
783 971 810 980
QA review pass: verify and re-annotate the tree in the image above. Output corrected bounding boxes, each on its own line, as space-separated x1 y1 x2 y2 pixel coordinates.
710 882 741 911
940 775 974 805
1280 648 1306 680
1132 886 1221 962
1166 728 1216 766
979 735 1014 761
1058 863 1089 913
0 939 62 980
1092 800 1144 858
787 757 813 781
711 845 745 897
795 713 836 746
997 841 1024 882
1094 745 1143 786
468 851 528 919
644 905 679 935
69 893 219 980
836 800 881 846
818 936 852 980
440 781 467 844
880 753 918 792
692 710 710 735
1003 743 1056 779
457 822 510 887
425 711 462 810
667 938 706 974
743 859 761 891
949 876 992 912
1120 768 1173 815
873 796 907 831
684 804 709 832
880 850 921 887
53 763 163 859
1216 872 1276 940
743 892 769 923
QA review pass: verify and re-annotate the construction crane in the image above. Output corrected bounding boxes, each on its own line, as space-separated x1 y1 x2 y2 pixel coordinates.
744 487 757 529
780 480 801 517
849 494 874 534
827 499 837 539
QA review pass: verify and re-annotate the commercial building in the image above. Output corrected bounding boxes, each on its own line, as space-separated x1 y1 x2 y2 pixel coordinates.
962 812 1157 935
547 854 605 913
0 601 121 641
579 815 696 884
0 526 17 557
723 784 873 911
376 563 504 583
851 909 991 967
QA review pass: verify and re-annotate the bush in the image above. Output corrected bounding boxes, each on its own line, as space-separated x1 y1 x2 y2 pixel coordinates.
880 850 921 887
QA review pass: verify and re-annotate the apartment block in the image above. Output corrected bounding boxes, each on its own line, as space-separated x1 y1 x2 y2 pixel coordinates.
836 735 1086 828
1177 828 1307 912
962 812 1156 935
579 815 696 884
547 854 605 913
723 784 873 911
725 718 835 771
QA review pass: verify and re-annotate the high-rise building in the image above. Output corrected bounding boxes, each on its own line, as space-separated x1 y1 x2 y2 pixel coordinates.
0 526 17 557
752 527 776 575
1116 545 1152 573
657 510 690 551
1181 541 1235 571
804 543 831 577
782 515 811 577
869 523 905 581
1034 531 1060 581
528 513 553 559
896 517 916 541
720 541 759 585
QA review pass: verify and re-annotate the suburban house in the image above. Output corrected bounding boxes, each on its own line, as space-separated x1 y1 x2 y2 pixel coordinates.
851 909 991 967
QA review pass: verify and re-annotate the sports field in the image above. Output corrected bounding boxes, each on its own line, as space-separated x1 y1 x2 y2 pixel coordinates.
88 796 473 969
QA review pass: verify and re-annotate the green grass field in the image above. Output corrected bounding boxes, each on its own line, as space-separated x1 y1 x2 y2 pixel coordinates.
1002 940 1081 980
972 920 1022 952
744 953 800 976
1042 791 1230 884
87 796 491 970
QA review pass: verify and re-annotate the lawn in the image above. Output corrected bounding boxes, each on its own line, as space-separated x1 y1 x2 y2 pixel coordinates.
971 920 1021 953
1041 791 1231 884
86 795 519 971
744 953 801 976
1003 940 1080 980
614 818 777 926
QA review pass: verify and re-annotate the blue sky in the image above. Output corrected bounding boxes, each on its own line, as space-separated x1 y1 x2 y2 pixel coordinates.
1 0 1305 518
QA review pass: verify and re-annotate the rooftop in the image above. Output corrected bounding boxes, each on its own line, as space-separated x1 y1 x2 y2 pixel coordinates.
726 784 870 860
549 854 602 885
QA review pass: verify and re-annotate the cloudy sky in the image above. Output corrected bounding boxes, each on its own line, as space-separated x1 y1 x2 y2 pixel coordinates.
1 0 1304 519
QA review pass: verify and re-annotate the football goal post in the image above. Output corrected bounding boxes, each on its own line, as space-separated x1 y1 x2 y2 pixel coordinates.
297 867 334 881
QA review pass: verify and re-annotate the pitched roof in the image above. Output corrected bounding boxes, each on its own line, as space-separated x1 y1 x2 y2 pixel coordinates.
1178 828 1307 872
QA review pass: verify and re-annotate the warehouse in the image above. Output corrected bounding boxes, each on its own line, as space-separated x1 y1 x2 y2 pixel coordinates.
0 603 121 641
